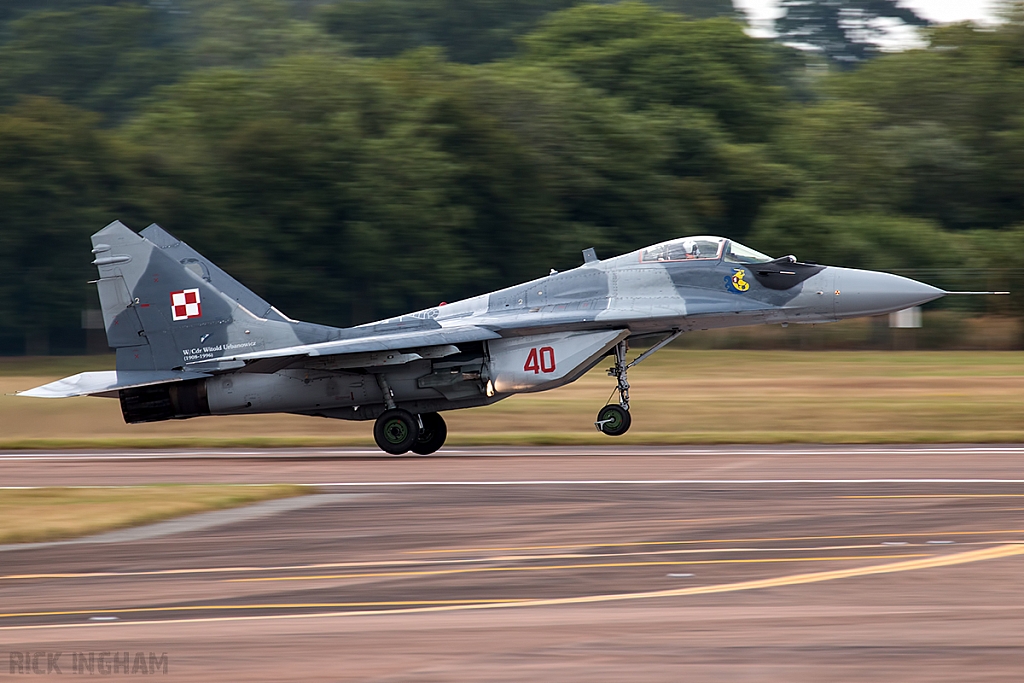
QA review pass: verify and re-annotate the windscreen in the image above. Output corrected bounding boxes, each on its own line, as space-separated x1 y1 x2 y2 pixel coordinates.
724 240 773 264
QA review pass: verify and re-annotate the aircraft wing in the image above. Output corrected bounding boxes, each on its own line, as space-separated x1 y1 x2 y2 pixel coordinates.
185 325 501 369
17 370 212 399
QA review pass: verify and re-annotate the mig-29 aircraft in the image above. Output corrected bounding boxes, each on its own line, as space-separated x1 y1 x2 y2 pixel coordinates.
20 221 982 454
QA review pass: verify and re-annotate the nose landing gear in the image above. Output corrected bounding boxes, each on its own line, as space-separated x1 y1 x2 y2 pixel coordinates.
595 340 632 436
594 331 682 437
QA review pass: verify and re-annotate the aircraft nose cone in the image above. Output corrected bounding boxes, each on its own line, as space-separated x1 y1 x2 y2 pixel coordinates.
833 268 945 318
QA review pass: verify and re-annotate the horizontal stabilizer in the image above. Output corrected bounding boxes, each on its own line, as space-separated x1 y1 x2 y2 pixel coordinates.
18 370 212 399
186 326 501 368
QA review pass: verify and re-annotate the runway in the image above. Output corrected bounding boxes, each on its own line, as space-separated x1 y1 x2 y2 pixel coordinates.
2 446 1024 681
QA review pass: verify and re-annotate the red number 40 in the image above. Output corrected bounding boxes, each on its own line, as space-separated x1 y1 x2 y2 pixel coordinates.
524 346 556 374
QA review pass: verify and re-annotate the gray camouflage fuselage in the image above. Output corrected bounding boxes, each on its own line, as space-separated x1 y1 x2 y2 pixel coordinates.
22 223 946 428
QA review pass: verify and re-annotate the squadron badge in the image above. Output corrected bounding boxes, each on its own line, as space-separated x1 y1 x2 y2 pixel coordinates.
725 268 750 293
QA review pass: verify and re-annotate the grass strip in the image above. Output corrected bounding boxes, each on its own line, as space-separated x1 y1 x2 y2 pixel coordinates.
0 484 308 545
4 350 1024 447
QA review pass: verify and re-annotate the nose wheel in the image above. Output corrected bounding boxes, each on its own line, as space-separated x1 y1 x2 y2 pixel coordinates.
596 404 631 436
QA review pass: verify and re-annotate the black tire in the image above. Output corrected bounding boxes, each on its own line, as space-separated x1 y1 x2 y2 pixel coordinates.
596 404 631 436
410 412 447 456
373 408 418 455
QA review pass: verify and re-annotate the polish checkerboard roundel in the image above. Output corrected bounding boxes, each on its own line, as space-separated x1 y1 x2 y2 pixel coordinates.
170 288 202 321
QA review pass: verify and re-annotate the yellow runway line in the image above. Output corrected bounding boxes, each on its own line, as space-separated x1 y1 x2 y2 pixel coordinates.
0 543 939 582
2 544 1022 631
890 507 1024 515
843 494 1024 499
515 543 1024 606
407 529 1024 554
0 600 528 621
229 555 930 583
6 531 1023 584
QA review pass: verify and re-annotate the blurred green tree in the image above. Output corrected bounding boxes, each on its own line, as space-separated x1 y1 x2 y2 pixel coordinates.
521 3 788 142
119 55 472 325
317 0 735 63
0 1 1022 348
827 20 1024 229
0 98 127 352
748 199 957 272
0 4 183 120
119 51 700 324
775 0 930 67
520 3 801 238
179 0 341 68
0 0 113 26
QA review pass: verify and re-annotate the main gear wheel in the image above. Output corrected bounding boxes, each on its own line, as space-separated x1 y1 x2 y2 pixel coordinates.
410 412 447 455
373 408 418 455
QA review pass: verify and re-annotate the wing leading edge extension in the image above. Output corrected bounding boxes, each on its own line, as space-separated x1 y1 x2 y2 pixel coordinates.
183 326 502 369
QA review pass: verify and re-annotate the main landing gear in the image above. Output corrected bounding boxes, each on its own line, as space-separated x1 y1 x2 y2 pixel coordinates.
594 331 682 437
373 409 448 455
411 412 447 455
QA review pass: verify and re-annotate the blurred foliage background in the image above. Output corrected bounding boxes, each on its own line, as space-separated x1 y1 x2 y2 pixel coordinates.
1 0 1023 354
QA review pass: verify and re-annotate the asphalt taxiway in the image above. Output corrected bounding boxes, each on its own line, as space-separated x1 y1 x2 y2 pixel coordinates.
2 446 1024 681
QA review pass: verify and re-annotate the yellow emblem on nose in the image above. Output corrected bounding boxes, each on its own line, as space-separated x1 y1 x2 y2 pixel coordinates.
730 268 750 292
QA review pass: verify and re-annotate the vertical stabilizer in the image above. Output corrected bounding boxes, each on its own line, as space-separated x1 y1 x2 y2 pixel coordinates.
91 221 338 371
139 224 294 323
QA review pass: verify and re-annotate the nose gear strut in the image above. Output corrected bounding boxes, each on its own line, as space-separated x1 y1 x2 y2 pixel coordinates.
611 341 630 411
594 330 682 436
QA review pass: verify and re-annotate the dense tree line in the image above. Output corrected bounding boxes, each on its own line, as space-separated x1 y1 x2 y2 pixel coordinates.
0 0 1022 352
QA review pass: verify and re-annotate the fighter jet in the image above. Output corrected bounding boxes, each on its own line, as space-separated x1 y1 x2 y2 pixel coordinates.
20 222 985 454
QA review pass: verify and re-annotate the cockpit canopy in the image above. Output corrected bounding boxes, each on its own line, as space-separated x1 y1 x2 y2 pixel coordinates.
639 236 773 264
